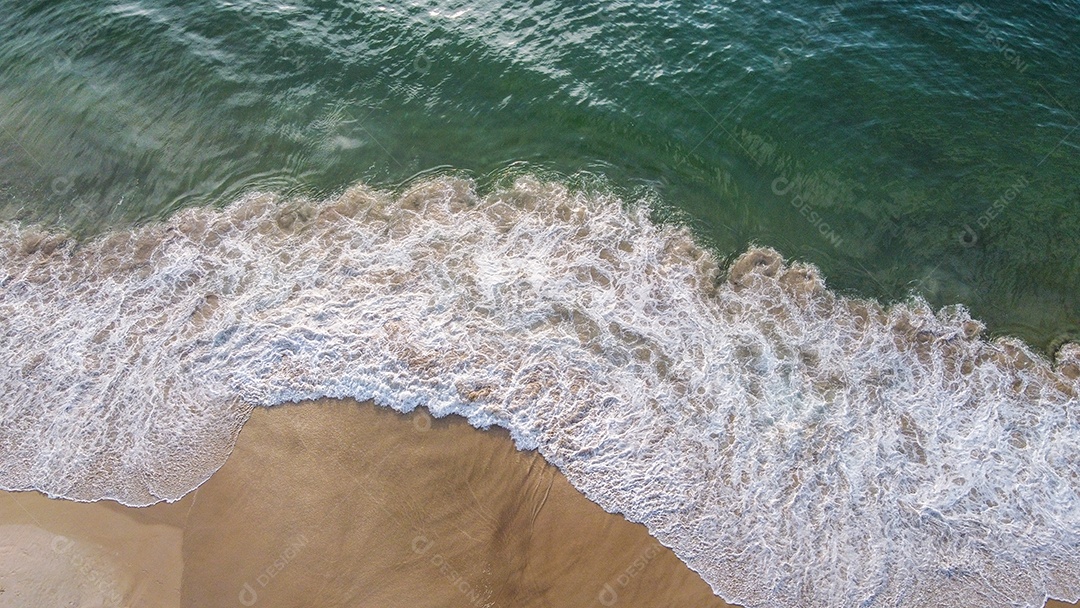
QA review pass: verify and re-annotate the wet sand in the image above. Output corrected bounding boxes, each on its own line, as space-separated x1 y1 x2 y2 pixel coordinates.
1 399 731 607
1 398 1077 607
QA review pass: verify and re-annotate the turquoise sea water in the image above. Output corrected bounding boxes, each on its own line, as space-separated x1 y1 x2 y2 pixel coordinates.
2 3 1080 607
0 0 1076 351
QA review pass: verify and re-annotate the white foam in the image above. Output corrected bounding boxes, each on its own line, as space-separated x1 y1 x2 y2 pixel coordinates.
1 176 1078 607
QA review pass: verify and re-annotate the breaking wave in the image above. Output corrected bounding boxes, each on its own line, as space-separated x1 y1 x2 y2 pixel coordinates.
1 176 1078 607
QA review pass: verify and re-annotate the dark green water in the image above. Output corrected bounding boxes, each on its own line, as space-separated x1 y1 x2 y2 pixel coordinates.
0 0 1077 352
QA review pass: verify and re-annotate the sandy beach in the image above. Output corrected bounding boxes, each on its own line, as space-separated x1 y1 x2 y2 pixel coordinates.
2 398 1077 607
1 399 734 607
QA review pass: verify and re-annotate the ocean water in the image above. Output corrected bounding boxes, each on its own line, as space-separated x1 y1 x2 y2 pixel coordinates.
0 1 1077 607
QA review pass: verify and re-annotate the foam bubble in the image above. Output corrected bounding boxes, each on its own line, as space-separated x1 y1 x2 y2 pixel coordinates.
1 177 1077 607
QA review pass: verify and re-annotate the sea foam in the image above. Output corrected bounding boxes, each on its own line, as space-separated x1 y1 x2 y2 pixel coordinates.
1 177 1078 607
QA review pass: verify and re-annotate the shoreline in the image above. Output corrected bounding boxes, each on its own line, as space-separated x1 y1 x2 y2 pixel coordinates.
1 398 1077 607
1 399 733 607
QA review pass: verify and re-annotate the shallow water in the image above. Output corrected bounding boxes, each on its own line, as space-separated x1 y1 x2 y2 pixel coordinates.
0 0 1076 349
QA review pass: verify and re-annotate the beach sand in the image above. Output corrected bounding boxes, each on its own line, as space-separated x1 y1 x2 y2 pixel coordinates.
0 399 727 607
0 398 1076 607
